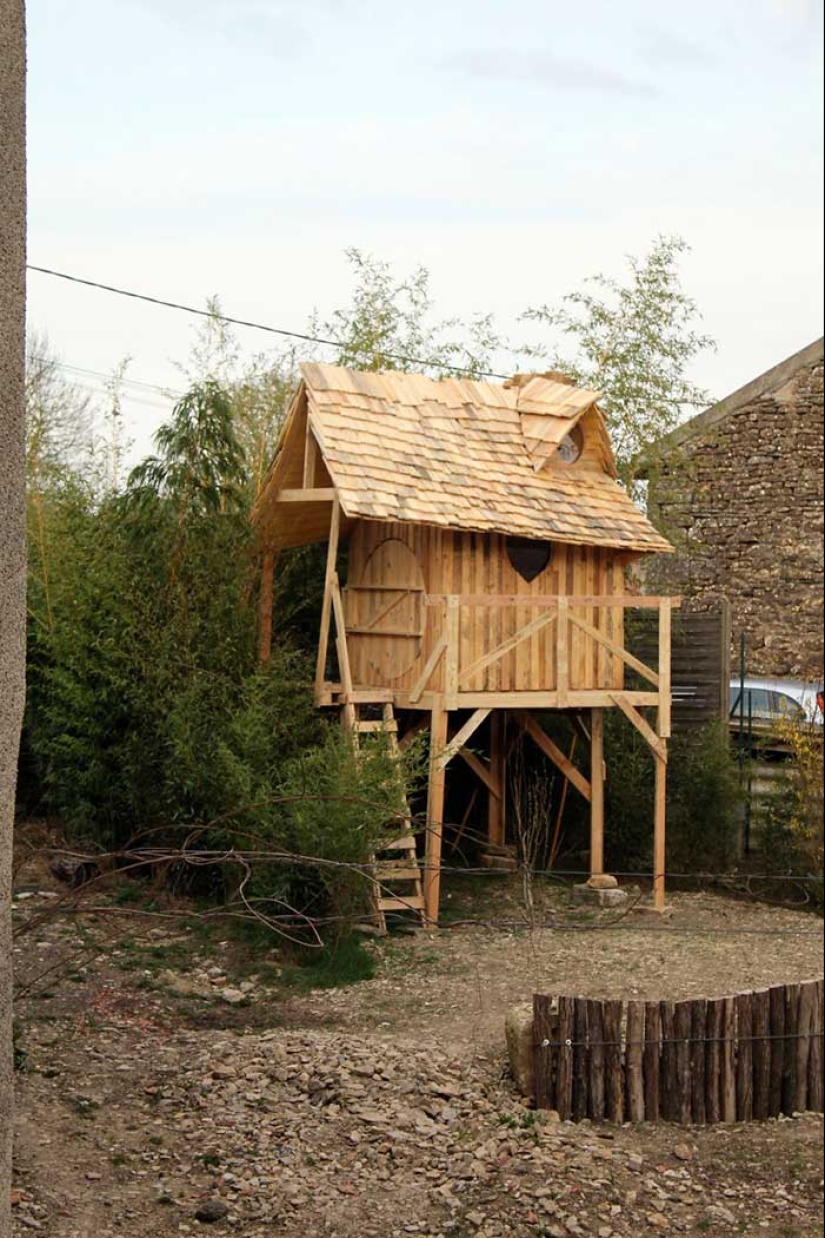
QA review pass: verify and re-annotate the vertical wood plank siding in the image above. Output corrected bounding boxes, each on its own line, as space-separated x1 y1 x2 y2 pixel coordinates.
344 520 627 694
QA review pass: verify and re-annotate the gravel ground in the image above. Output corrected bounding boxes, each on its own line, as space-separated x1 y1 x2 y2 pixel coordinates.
10 869 825 1238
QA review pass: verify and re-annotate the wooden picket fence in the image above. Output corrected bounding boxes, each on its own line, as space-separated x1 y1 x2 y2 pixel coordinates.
533 979 824 1124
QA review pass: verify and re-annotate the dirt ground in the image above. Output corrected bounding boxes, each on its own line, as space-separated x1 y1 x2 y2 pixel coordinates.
9 850 825 1238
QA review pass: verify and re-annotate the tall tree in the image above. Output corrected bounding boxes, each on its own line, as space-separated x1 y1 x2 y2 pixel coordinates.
0 1 27 1232
523 235 715 486
311 247 505 378
25 331 94 488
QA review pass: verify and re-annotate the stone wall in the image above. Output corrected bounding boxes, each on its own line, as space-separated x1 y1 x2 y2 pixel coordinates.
649 348 824 682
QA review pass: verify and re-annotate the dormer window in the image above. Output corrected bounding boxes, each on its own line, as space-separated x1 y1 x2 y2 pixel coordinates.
557 425 584 464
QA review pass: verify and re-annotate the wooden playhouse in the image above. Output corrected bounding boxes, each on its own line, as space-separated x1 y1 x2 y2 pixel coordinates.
252 363 677 925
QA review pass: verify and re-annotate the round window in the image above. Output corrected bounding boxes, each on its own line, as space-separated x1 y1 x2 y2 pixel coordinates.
557 425 584 464
506 537 553 583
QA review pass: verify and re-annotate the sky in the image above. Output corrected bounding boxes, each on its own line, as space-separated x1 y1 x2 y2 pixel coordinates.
26 0 824 463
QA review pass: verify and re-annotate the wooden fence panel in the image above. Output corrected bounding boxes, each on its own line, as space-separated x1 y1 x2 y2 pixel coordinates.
532 981 823 1125
630 602 730 728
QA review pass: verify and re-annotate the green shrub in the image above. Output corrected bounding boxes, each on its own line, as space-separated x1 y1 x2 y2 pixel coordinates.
242 724 425 939
283 934 377 989
759 717 824 909
602 717 741 876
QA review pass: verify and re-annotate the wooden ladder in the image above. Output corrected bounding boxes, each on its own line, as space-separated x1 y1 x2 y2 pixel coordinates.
350 701 426 933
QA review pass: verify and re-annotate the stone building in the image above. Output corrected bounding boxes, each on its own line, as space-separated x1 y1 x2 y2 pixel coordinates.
648 337 824 681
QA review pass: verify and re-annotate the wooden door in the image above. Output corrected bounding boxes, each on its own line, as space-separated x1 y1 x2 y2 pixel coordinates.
344 538 425 683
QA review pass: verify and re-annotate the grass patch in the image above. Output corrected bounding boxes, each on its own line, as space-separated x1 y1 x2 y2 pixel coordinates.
281 934 376 991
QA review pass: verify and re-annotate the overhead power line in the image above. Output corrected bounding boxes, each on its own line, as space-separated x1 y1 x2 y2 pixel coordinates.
31 353 182 400
27 263 510 380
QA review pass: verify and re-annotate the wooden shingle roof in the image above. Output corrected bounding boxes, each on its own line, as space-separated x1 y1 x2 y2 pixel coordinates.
253 363 673 555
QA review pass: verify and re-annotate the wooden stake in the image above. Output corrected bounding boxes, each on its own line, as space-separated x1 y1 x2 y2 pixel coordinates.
605 999 626 1123
590 708 605 877
690 999 708 1125
423 706 449 925
808 980 824 1114
752 989 771 1121
572 998 590 1121
653 750 667 910
533 994 555 1110
258 548 275 664
768 984 786 1117
625 1001 645 1124
587 999 606 1121
556 997 575 1120
644 1001 661 1122
721 997 737 1123
795 981 815 1114
736 991 754 1122
705 998 723 1124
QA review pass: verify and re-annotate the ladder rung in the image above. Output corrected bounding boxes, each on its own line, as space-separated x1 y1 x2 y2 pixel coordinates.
377 895 426 912
373 867 421 882
380 835 418 851
355 720 398 733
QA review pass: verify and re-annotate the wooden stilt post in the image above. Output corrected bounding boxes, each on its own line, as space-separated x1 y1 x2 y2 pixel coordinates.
653 749 667 910
258 549 275 664
423 705 449 925
590 707 605 877
488 711 506 849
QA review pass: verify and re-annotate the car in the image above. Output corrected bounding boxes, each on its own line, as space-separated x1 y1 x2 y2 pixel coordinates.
729 676 823 750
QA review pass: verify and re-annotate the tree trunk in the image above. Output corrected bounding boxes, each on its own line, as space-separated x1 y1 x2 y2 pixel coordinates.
0 3 27 1233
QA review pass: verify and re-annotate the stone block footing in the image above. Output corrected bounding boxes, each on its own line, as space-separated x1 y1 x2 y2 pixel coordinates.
571 883 628 909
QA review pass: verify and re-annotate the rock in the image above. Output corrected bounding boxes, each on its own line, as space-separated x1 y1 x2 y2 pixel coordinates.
195 1199 229 1224
672 1143 693 1162
211 1064 237 1080
586 874 619 890
160 970 213 1000
708 1204 737 1225
219 988 245 1005
572 884 628 909
505 1003 540 1098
